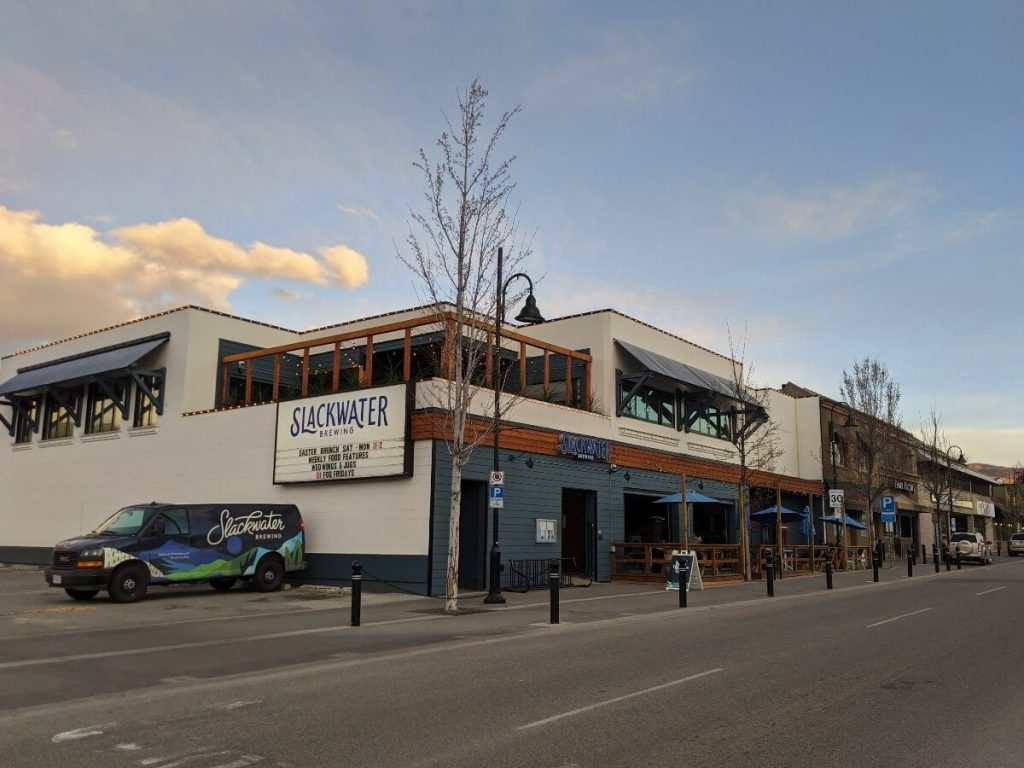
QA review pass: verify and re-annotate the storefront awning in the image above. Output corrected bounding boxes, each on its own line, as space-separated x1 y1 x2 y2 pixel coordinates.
653 490 724 505
615 339 757 406
0 333 169 397
818 514 868 531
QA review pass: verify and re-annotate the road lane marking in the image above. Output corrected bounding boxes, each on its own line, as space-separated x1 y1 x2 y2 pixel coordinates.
516 668 723 730
0 614 443 670
866 607 931 628
977 586 1006 596
51 722 117 742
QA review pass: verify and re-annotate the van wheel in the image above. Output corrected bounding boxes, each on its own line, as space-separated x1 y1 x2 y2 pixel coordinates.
253 557 284 593
65 588 99 601
210 578 237 591
109 563 149 603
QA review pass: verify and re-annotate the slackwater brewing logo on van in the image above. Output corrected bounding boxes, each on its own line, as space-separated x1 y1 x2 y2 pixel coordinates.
206 509 286 545
274 383 411 484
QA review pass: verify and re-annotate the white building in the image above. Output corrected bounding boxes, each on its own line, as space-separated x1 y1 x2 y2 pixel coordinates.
1 304 826 593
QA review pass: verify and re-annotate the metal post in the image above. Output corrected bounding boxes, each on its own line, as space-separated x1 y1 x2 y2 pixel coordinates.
956 550 962 570
907 550 913 578
921 543 926 563
679 559 689 609
549 559 560 624
351 561 363 627
933 544 939 573
945 549 951 571
765 560 775 597
872 542 880 583
825 560 833 590
485 248 506 606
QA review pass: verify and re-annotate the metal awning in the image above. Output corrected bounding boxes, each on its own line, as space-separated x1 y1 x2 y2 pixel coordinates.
0 333 169 397
615 339 757 406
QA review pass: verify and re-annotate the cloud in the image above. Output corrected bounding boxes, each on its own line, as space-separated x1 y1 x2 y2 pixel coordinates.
270 287 302 303
338 204 380 220
525 33 691 107
727 172 931 241
320 244 370 289
0 206 370 352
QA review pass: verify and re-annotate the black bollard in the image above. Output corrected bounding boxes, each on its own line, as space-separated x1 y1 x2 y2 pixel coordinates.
872 543 880 583
956 550 962 570
826 560 833 590
907 550 913 578
765 561 775 597
351 560 363 627
549 559 560 625
933 544 939 573
679 560 689 608
922 543 927 563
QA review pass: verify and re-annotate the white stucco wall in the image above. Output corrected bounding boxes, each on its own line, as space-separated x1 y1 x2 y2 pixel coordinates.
0 401 433 555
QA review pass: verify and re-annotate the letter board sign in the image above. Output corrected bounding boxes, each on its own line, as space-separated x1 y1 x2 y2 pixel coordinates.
274 383 412 483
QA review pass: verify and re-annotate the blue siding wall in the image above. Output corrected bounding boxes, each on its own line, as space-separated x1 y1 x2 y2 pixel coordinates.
430 441 679 596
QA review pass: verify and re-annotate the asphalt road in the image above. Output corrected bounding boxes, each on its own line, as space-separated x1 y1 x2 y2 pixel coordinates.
1 560 1022 767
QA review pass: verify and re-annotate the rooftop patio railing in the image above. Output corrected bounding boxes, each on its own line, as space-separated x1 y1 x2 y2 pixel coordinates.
218 309 593 411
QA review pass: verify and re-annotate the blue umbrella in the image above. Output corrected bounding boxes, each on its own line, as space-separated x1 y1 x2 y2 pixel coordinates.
750 506 808 524
818 514 868 531
653 490 723 505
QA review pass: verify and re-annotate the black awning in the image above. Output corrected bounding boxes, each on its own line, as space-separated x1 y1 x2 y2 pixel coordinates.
615 339 757 405
0 333 169 396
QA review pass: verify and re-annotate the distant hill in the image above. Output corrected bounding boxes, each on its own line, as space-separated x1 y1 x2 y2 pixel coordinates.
968 463 1016 482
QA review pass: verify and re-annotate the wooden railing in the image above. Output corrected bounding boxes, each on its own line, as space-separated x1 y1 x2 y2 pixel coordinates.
218 309 592 410
611 542 743 582
613 542 875 583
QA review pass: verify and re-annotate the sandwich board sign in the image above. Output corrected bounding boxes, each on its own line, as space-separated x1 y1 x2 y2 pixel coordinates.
666 551 704 592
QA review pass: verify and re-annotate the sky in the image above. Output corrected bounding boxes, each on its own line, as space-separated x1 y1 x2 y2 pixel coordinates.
0 1 1021 465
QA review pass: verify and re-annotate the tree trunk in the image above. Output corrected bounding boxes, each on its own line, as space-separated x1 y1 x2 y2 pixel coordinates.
444 458 463 614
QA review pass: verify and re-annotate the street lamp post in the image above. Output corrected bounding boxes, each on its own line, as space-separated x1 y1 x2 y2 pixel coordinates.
484 246 544 605
945 444 965 553
826 401 857 569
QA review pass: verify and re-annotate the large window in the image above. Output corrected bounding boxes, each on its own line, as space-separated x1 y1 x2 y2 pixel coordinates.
686 402 734 440
86 380 127 434
42 389 81 440
619 383 675 427
133 375 161 429
13 396 39 445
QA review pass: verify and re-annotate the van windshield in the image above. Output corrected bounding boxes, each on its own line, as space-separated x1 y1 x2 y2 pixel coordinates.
93 507 152 536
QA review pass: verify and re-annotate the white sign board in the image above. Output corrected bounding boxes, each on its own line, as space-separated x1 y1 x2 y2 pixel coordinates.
536 519 557 544
274 383 409 483
829 489 844 509
976 500 995 518
490 471 505 485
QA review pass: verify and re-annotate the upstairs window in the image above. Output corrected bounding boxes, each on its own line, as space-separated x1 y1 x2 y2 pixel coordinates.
619 383 675 428
133 375 161 429
43 389 81 440
86 380 127 434
687 403 733 441
13 396 39 445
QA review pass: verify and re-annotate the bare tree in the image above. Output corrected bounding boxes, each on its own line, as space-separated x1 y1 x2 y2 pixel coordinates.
725 326 783 580
839 357 903 549
399 80 530 614
916 406 953 554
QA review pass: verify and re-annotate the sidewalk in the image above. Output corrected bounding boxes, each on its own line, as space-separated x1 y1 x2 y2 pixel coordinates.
346 553 1015 626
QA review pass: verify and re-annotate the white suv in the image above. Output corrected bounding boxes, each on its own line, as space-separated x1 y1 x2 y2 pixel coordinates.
1009 532 1024 557
950 532 992 564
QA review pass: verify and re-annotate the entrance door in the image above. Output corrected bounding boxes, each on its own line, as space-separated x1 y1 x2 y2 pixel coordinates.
562 488 597 578
458 480 487 591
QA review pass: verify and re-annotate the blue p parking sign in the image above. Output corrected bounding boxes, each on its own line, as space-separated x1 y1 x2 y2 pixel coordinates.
881 495 896 523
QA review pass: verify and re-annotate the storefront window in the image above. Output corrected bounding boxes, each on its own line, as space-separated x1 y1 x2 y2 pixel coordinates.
13 396 38 445
618 382 675 428
42 389 80 440
133 375 161 428
685 402 733 440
